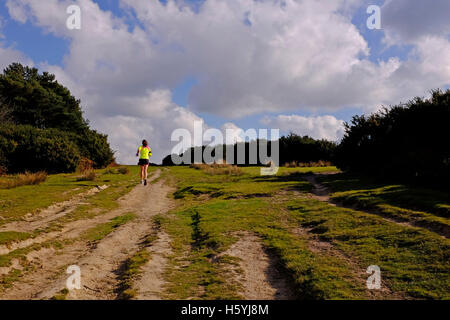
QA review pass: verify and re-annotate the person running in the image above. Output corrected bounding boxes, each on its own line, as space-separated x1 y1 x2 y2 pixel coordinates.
136 139 152 185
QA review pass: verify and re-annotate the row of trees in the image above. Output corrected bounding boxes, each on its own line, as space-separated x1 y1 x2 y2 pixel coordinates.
0 63 115 173
162 134 336 166
336 89 449 183
164 89 449 184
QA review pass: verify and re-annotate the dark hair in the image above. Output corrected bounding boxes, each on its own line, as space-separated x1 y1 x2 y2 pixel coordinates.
142 140 148 147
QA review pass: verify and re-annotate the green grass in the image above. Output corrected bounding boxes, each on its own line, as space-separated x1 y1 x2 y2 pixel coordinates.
50 288 69 300
286 197 450 299
117 249 151 299
158 166 449 299
0 165 144 226
318 173 450 235
0 166 154 245
0 231 33 246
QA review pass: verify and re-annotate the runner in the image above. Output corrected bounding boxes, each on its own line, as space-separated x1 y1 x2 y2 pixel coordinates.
136 139 152 185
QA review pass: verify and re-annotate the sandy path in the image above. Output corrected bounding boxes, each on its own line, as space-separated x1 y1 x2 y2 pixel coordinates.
133 231 172 300
0 169 176 300
223 232 296 300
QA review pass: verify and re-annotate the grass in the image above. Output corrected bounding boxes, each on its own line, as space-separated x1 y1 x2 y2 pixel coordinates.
158 166 449 299
51 288 69 300
76 170 97 181
0 165 144 226
286 197 450 299
0 172 47 189
1 164 448 299
0 231 32 246
318 173 450 235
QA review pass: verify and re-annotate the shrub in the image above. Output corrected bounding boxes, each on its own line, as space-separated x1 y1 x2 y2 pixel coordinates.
77 158 94 173
76 170 97 181
103 168 117 175
336 89 450 184
0 171 47 189
0 124 81 173
194 163 243 176
74 129 115 169
107 161 120 168
117 167 129 175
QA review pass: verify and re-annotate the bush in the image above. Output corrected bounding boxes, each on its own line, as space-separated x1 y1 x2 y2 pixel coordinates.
0 124 81 173
191 163 243 176
76 170 97 181
117 167 129 175
103 168 117 175
0 171 47 189
77 158 94 173
335 89 450 184
74 129 115 169
0 63 115 173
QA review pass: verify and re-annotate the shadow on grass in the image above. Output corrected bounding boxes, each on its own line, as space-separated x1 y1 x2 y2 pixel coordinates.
249 172 313 193
319 172 450 218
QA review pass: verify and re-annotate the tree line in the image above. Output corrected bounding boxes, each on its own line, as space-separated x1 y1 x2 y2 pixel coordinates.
164 89 449 185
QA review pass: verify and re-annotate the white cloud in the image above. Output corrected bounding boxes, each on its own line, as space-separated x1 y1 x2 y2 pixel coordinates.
93 89 204 164
382 0 450 45
0 12 33 70
261 115 345 141
3 0 450 163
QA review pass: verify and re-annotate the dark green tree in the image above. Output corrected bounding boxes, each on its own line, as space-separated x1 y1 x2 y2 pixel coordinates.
0 63 115 172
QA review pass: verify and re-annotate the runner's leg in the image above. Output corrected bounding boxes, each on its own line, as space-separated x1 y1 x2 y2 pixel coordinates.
144 164 148 180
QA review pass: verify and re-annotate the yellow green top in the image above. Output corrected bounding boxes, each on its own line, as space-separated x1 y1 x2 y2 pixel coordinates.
138 146 152 160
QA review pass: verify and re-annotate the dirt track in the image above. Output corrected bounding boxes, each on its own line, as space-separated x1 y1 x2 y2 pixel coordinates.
0 169 176 300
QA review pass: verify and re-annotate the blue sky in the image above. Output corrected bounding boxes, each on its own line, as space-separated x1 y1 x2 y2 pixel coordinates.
1 0 411 124
1 0 448 163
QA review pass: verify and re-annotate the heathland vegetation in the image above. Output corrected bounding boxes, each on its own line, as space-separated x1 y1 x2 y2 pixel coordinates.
0 63 114 174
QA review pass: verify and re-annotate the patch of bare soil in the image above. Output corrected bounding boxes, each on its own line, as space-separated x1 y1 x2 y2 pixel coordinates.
0 169 176 300
223 232 296 300
133 231 172 300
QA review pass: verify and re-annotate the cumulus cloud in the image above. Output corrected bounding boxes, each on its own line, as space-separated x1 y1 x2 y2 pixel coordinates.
0 14 33 70
3 0 449 163
92 89 205 164
261 115 345 141
382 0 450 44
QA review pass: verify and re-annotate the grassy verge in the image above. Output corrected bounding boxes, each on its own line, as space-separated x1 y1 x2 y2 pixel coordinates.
0 165 144 226
318 173 450 235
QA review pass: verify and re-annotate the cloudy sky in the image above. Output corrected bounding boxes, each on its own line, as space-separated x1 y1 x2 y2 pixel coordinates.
0 0 449 163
